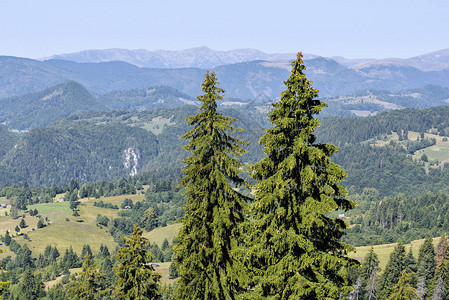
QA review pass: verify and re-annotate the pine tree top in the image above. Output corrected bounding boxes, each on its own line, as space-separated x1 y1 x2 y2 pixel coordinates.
181 71 248 189
114 225 161 299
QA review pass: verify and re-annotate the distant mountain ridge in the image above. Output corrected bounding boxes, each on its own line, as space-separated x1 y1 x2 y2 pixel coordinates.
43 46 317 69
0 80 202 130
2 78 449 131
2 47 449 105
44 47 449 72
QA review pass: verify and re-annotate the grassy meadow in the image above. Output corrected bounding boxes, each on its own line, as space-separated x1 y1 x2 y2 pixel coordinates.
350 236 441 271
1 188 444 283
0 192 175 257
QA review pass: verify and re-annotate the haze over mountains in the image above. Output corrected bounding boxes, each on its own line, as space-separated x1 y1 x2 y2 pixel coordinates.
44 46 449 71
43 47 310 69
1 47 448 109
1 47 449 131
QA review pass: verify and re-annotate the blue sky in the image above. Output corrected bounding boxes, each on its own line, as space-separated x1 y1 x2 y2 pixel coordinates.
1 0 448 59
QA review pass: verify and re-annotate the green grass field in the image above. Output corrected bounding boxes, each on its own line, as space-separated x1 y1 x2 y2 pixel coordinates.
0 192 183 259
140 116 175 135
351 237 440 272
414 147 449 162
5 189 442 280
144 223 182 247
153 262 172 283
370 131 449 169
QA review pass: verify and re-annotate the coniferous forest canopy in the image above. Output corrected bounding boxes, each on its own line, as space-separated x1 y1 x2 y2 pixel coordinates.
2 51 449 300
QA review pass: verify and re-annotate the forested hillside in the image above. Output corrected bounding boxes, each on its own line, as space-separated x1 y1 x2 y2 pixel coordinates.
0 81 106 130
0 106 264 187
343 191 449 246
3 103 449 193
97 86 195 111
0 121 159 186
0 126 19 158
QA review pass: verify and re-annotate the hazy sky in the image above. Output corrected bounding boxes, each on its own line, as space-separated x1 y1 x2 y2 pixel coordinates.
1 0 448 59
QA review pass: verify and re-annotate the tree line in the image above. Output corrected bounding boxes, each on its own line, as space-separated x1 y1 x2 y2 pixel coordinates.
350 235 449 299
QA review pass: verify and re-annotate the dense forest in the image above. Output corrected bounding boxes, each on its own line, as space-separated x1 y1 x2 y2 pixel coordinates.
4 103 449 197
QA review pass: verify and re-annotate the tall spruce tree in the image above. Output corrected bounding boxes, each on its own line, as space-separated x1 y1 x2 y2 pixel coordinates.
431 261 449 300
361 247 380 300
114 225 161 299
417 237 435 290
378 243 408 300
365 267 378 300
15 268 45 299
406 247 417 275
244 52 357 299
435 234 449 268
0 250 10 300
362 247 380 283
173 71 249 299
67 254 110 299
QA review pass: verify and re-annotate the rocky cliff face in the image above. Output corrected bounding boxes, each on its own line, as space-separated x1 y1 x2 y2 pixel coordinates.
123 147 140 176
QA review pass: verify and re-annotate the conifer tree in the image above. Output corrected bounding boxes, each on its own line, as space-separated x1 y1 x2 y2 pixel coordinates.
0 250 10 300
15 268 45 299
432 274 445 300
431 260 449 300
416 277 427 300
406 247 417 275
67 253 110 299
173 71 249 299
388 270 418 300
61 246 80 269
361 247 380 300
378 243 408 299
114 225 161 299
435 234 449 268
417 237 435 290
3 232 10 246
244 53 357 299
365 266 378 300
362 247 380 283
405 247 418 287
81 244 93 261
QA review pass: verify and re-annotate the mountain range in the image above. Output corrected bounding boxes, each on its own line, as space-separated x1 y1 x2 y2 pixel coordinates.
2 52 449 102
43 46 314 69
1 46 449 130
44 46 449 71
2 78 449 131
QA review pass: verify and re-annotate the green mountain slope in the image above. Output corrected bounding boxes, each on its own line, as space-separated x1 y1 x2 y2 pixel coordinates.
0 105 264 187
0 81 106 129
97 86 196 110
2 102 449 194
0 125 19 158
1 121 159 186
